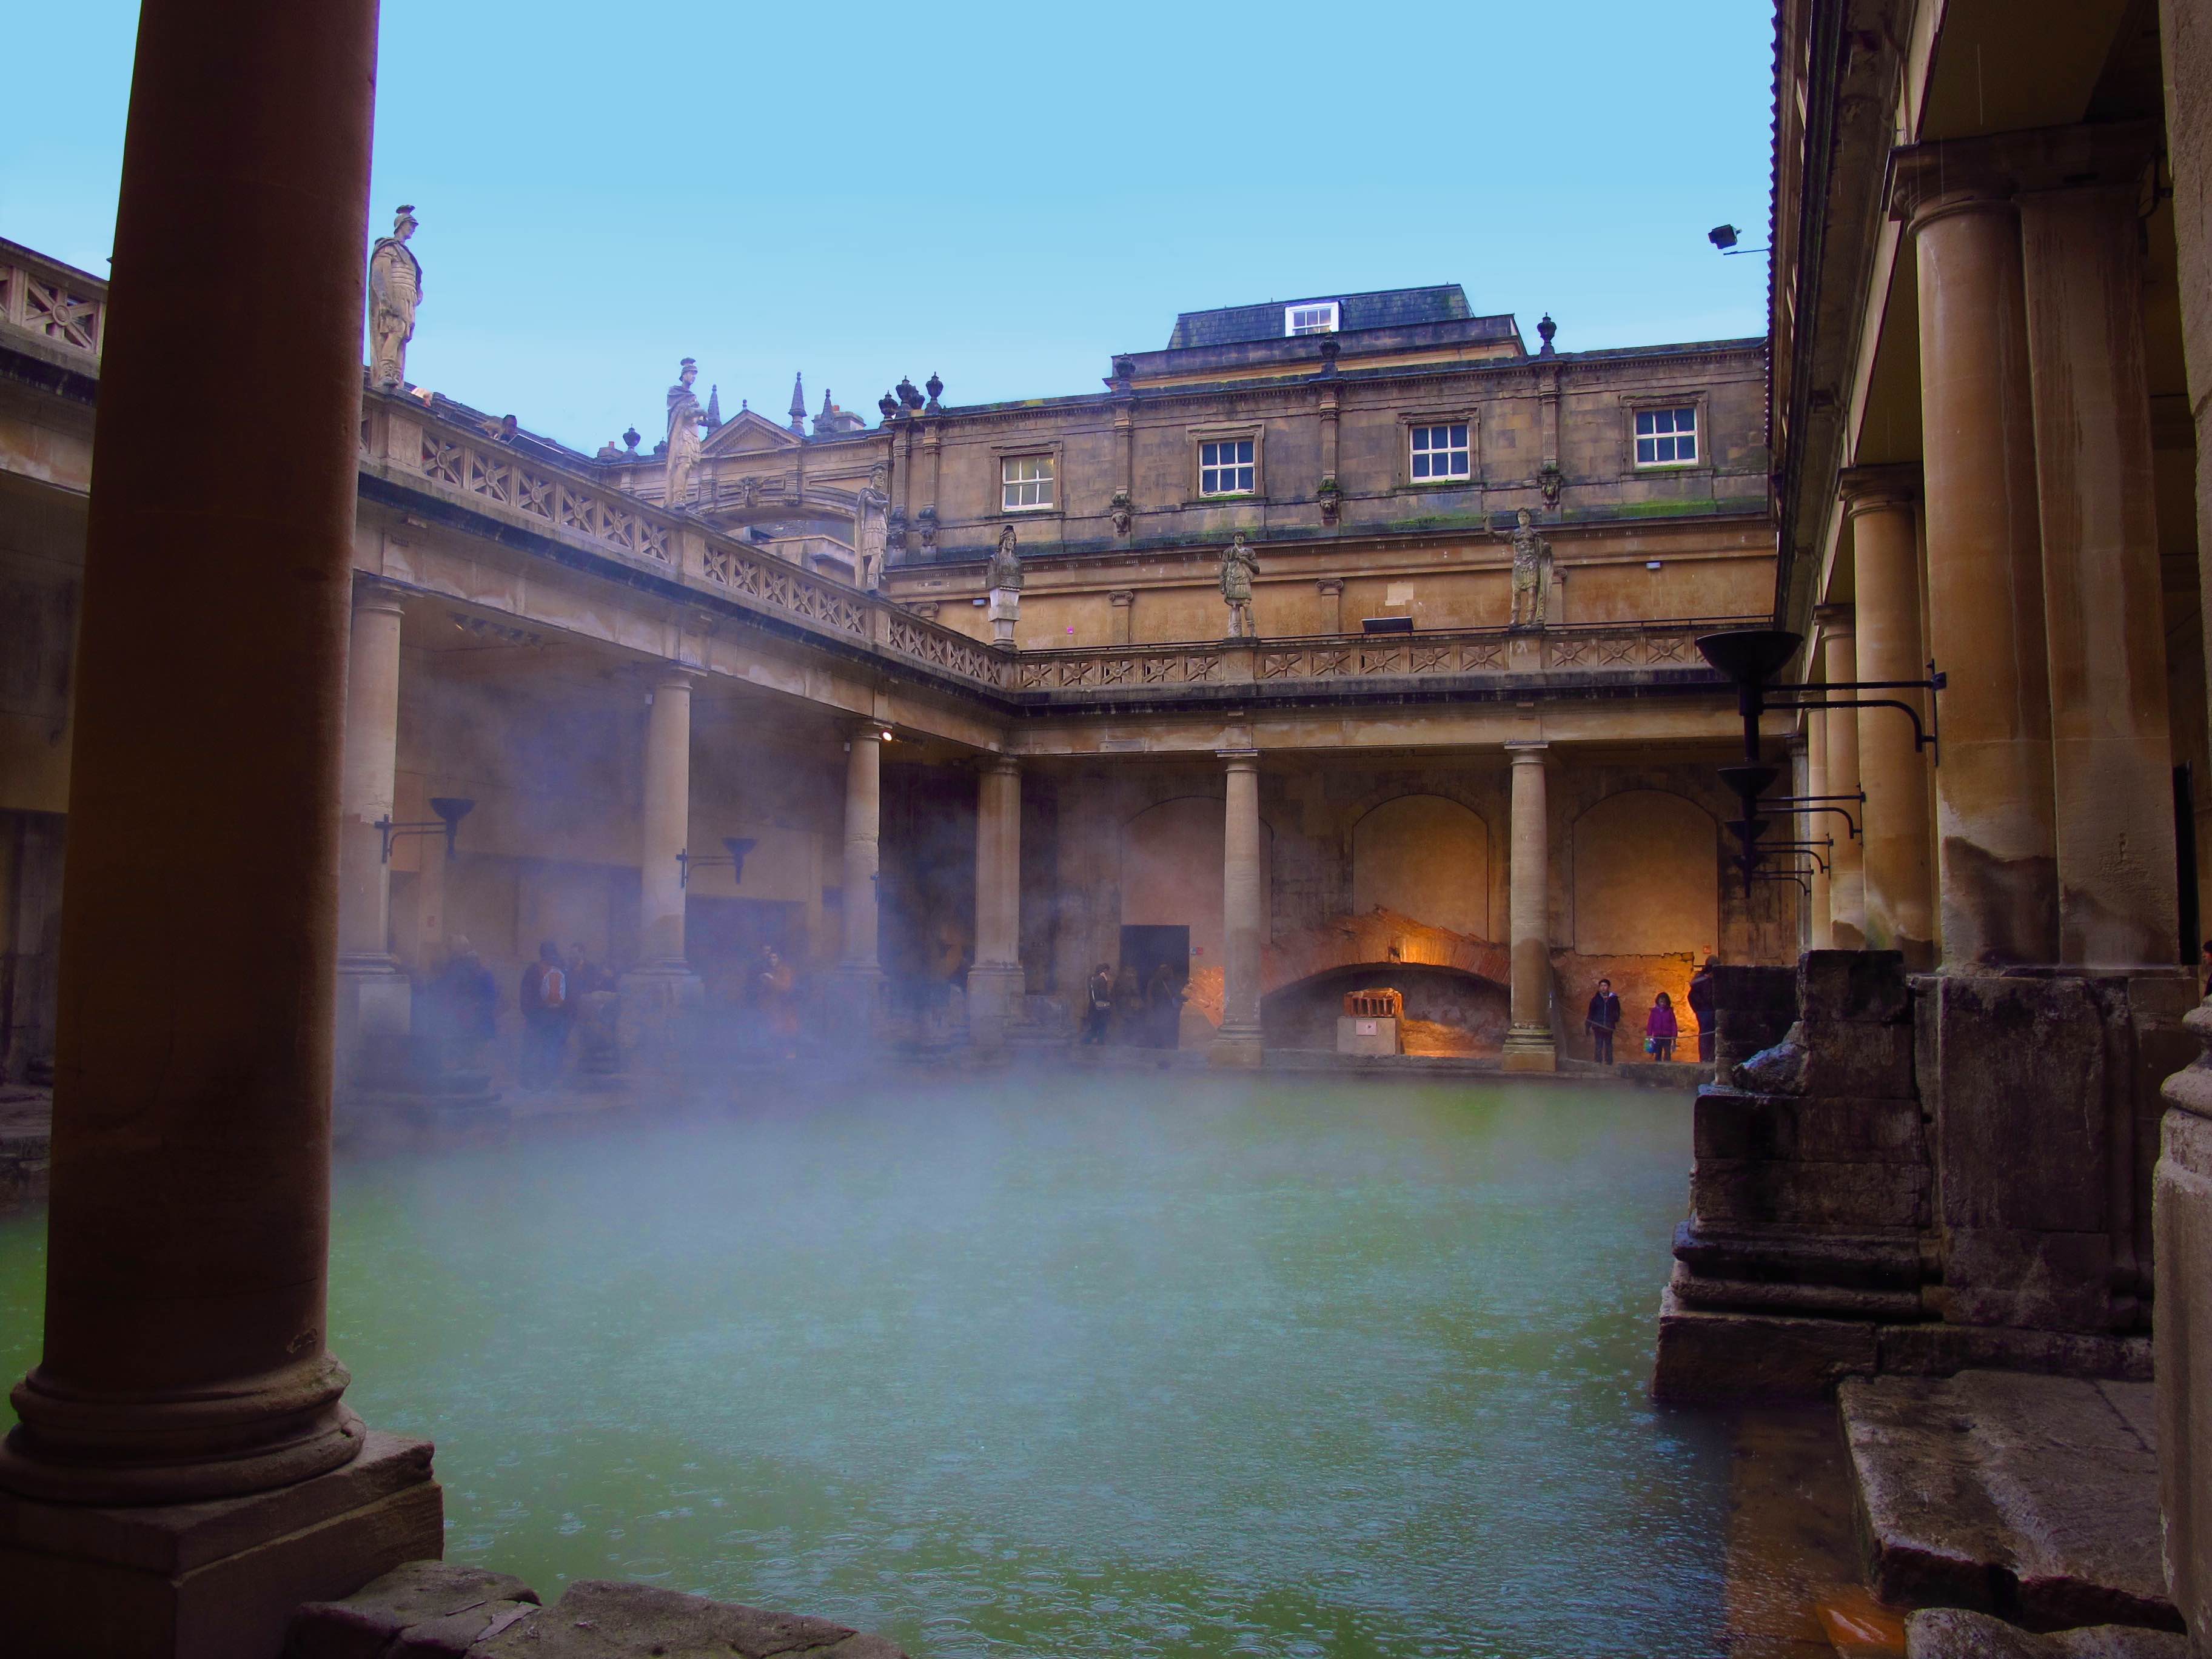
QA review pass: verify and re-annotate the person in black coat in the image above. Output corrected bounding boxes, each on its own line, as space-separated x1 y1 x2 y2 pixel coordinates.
1585 977 1623 1064
1688 956 1718 1064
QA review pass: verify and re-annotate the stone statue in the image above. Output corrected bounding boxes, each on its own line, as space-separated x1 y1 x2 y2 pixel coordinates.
1220 532 1259 639
987 522 1024 592
666 358 707 508
987 523 1023 647
856 463 890 591
1506 508 1553 628
367 205 423 389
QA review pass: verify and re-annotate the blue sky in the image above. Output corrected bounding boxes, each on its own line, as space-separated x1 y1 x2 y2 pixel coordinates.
2 1 1776 454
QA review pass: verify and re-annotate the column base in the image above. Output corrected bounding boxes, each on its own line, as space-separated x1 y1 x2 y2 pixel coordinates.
1209 1022 1263 1068
964 964 1025 1050
615 965 703 1073
0 1429 441 1659
1500 1025 1557 1072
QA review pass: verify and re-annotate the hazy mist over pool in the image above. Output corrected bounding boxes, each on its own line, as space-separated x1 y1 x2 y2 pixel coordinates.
0 1074 1729 1657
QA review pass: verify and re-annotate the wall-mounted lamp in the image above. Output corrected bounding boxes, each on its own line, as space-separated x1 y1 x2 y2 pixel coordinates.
677 836 758 890
377 796 474 864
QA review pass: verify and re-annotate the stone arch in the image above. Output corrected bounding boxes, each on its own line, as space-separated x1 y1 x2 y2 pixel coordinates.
1261 962 1509 1056
1119 795 1273 968
1570 789 1720 955
1350 794 1492 939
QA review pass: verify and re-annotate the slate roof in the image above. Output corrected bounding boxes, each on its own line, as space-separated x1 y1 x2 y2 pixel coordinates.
1167 286 1475 349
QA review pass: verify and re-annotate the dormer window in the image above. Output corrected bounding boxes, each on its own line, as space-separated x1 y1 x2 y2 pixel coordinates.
1285 302 1340 337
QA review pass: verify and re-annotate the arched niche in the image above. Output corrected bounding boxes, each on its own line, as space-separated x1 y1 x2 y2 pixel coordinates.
1120 796 1273 967
1350 794 1492 939
1571 789 1720 955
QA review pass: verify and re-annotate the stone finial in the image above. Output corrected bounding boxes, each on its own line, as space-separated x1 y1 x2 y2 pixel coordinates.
879 390 899 423
1537 313 1558 355
704 385 722 429
788 372 806 434
925 371 943 412
896 375 923 412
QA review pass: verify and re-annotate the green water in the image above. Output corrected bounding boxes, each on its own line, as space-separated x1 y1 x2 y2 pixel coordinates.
0 1075 1732 1657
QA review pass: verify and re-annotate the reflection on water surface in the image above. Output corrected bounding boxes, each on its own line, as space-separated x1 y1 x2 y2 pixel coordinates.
1 1074 1744 1658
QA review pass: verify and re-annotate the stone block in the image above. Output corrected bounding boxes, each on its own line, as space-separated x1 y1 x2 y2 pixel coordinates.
1876 1322 2153 1384
1649 1284 1879 1401
1692 1155 1928 1232
1937 1228 2117 1334
469 1578 907 1657
1694 1088 1925 1165
2153 1105 2212 1652
1800 948 1911 1025
1714 962 1800 1017
1670 1263 1923 1321
1798 1018 1916 1098
1672 1219 1923 1290
1841 1371 2179 1633
1904 1607 2188 1658
0 1431 443 1659
287 1560 540 1658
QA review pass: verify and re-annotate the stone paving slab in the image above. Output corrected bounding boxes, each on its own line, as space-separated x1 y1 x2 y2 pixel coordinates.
1905 1607 2188 1658
1841 1370 2181 1632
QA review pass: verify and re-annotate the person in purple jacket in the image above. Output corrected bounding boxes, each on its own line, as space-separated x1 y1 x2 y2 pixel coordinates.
1644 991 1680 1062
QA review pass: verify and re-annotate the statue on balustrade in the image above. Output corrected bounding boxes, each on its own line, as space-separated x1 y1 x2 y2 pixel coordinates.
367 204 423 389
1506 508 1553 629
1221 532 1259 639
987 522 1025 594
856 463 890 591
665 358 708 508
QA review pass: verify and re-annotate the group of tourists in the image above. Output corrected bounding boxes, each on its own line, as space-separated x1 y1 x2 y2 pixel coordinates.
1082 960 1186 1048
515 940 612 1087
1583 957 1718 1065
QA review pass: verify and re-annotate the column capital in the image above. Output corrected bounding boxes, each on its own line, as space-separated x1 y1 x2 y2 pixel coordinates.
1315 577 1345 597
1888 121 2157 229
649 664 702 694
1813 600 1856 634
1108 589 1136 609
980 753 1020 777
351 573 409 615
1504 740 1550 763
1838 463 1922 515
1218 749 1260 769
844 719 890 745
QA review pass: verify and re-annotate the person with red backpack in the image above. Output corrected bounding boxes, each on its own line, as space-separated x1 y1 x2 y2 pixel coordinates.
518 940 569 1087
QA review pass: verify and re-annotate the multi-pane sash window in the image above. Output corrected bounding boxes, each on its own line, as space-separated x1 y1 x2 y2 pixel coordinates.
1001 454 1055 510
1200 439 1256 495
1410 422 1471 481
1285 302 1339 336
1634 406 1698 466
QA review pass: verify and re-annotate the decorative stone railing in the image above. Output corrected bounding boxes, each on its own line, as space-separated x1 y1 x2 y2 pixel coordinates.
364 393 1752 705
0 241 107 361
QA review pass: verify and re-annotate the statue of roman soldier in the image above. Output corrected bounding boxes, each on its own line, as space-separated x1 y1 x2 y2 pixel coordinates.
367 205 422 389
666 358 708 508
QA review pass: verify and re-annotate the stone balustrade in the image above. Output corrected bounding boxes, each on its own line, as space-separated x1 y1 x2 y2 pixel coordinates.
0 239 106 361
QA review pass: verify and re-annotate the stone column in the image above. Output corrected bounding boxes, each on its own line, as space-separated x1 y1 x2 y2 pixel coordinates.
1894 161 2060 967
839 726 885 981
967 756 1024 1049
2155 5 2212 1645
1807 711 1834 948
1211 752 1264 1067
1817 606 1866 949
1318 577 1346 634
1841 471 1937 967
0 0 441 1649
2022 180 2180 970
334 578 412 1070
1501 742 1556 1071
617 669 704 1065
1109 589 1134 645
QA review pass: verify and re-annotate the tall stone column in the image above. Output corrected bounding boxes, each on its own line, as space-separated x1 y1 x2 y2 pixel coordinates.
1817 607 1866 950
1807 711 1834 948
1895 164 2060 967
0 0 441 1651
2154 5 2212 1645
618 669 703 1062
334 578 411 1073
1211 752 1264 1067
1501 743 1556 1071
839 726 885 986
2022 180 2180 970
967 756 1024 1050
1841 472 1937 967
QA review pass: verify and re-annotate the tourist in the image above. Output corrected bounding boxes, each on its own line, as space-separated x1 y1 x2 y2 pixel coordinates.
1585 977 1622 1064
1145 962 1183 1049
567 942 610 997
1111 963 1144 1044
756 944 799 1060
1082 962 1113 1044
1688 956 1718 1063
518 940 569 1087
1644 991 1679 1063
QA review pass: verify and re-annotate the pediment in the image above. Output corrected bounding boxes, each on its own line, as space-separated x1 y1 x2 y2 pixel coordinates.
702 408 803 457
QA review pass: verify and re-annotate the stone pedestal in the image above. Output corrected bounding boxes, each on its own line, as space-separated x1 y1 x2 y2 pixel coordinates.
0 1433 442 1659
966 758 1023 1051
1501 742 1556 1070
1210 753 1264 1068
